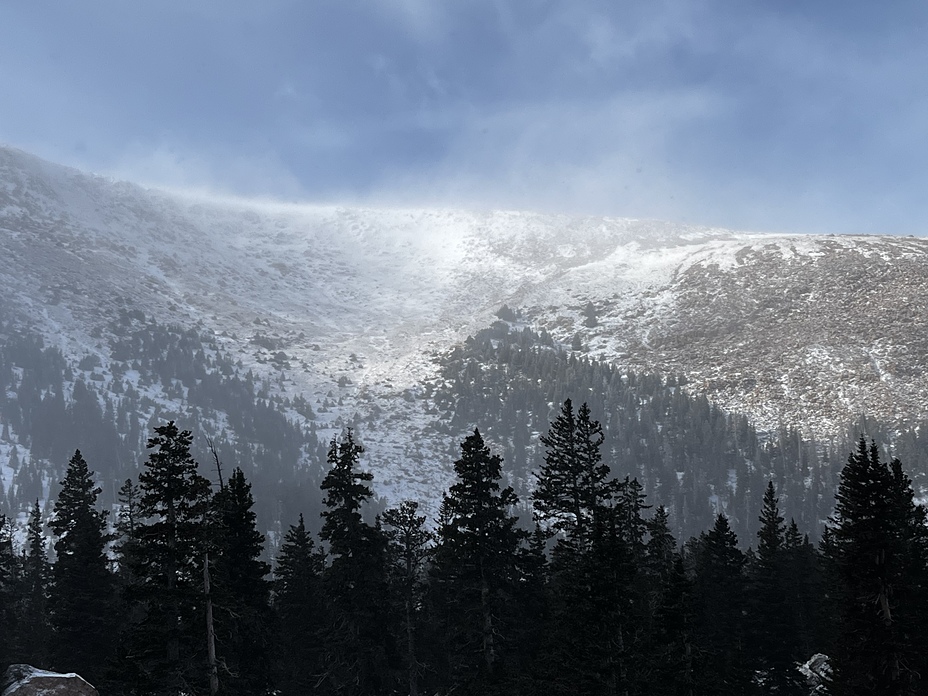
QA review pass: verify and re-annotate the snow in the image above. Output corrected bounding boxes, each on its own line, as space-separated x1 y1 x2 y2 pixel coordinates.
4 145 928 517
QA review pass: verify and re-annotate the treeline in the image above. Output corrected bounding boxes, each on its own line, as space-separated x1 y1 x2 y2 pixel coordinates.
0 312 328 535
6 310 928 551
435 319 928 541
2 401 927 696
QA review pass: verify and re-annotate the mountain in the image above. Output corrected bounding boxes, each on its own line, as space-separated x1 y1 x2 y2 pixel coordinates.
1 145 927 538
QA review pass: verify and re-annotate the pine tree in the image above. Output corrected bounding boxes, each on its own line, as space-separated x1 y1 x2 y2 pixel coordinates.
432 428 526 694
534 400 653 696
383 501 432 696
209 467 272 695
534 399 612 545
319 429 394 696
48 450 117 683
123 421 212 695
691 514 750 695
0 513 18 671
273 514 326 696
114 478 142 584
16 499 51 667
747 482 805 694
782 519 822 664
828 438 925 695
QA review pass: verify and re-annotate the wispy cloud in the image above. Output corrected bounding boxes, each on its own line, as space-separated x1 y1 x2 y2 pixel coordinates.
3 1 928 233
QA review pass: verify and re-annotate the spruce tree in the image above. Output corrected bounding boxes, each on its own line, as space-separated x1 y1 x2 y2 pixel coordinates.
383 501 432 696
319 429 394 696
114 478 142 585
124 421 212 695
273 514 326 696
432 428 526 694
534 399 612 544
828 438 925 695
782 519 822 664
748 482 805 694
209 467 272 695
15 499 51 668
48 450 117 683
0 513 18 671
691 514 750 695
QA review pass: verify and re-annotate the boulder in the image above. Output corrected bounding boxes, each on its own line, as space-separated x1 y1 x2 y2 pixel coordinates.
799 653 832 695
1 665 97 696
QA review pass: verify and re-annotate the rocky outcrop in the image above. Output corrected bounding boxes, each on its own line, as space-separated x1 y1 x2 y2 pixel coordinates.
1 665 97 696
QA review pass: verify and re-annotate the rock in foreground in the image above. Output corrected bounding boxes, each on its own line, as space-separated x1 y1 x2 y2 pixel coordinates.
2 665 97 696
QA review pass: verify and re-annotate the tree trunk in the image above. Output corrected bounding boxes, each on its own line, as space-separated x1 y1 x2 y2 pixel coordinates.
204 552 219 696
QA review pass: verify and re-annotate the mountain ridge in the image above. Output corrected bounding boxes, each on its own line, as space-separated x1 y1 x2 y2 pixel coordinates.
2 145 927 512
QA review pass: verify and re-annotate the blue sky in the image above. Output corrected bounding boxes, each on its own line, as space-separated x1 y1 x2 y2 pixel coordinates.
2 1 927 234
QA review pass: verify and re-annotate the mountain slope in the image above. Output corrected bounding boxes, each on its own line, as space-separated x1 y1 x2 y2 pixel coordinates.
2 145 928 513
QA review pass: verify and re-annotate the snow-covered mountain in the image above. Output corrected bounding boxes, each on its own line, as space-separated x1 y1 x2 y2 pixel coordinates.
2 144 928 508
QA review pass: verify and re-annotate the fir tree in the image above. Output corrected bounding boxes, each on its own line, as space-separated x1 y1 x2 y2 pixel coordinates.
209 467 272 695
432 428 526 694
0 513 18 671
747 482 805 694
828 438 925 695
16 499 51 667
273 514 326 696
319 429 394 696
114 478 142 584
123 421 212 695
691 514 751 695
383 501 432 696
48 450 116 683
534 399 611 545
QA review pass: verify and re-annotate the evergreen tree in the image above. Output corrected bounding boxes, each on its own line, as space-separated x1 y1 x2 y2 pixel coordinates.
273 514 326 696
383 501 433 696
114 478 142 585
828 439 925 695
0 513 18 671
209 467 272 695
123 421 212 695
48 450 117 683
691 514 751 695
534 399 612 544
319 429 395 696
649 554 696 696
16 499 51 667
533 400 652 696
782 520 823 664
747 482 804 694
432 428 526 694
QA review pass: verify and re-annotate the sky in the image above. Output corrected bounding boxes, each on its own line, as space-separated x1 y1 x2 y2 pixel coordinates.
2 1 928 235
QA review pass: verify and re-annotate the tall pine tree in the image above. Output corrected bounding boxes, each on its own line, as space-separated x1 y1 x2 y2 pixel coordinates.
209 467 272 695
828 439 926 695
383 500 432 696
319 429 394 696
16 500 51 668
48 450 117 684
273 513 327 696
123 421 212 695
747 481 805 694
432 428 526 694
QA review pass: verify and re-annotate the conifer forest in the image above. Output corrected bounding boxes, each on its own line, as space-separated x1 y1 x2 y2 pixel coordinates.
2 394 928 695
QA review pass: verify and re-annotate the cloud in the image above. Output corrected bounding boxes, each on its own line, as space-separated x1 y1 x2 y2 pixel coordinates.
4 1 928 234
109 143 306 200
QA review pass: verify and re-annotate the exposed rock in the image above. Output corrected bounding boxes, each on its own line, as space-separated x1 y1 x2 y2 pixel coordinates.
1 665 97 696
799 653 831 694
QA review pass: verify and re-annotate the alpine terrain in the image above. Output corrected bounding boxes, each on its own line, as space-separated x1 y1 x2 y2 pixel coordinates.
1 144 927 541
